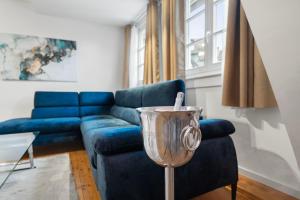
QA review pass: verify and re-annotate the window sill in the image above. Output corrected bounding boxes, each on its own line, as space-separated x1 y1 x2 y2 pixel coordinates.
185 65 223 89
185 65 222 80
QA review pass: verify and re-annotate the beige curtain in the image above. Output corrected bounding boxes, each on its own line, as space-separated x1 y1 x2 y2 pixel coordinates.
122 25 131 88
144 0 160 84
161 0 185 81
222 0 277 108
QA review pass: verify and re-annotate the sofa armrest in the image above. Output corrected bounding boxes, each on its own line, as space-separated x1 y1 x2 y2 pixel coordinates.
200 119 235 140
0 118 33 134
93 126 143 155
0 117 81 135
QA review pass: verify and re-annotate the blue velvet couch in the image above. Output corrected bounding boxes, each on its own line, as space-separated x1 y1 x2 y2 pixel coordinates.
0 80 238 200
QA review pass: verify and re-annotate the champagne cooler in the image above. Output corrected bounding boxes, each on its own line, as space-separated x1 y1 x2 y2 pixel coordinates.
137 105 202 200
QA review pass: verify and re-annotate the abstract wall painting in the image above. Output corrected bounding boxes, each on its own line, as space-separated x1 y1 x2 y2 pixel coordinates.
0 33 77 82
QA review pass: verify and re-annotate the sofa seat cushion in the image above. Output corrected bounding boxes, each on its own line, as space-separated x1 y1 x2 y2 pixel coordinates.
82 125 139 164
81 115 115 122
200 119 235 140
81 116 130 133
0 117 81 135
93 126 142 155
81 116 133 164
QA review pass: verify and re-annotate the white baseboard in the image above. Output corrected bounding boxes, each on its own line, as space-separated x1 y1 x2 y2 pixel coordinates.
239 166 300 199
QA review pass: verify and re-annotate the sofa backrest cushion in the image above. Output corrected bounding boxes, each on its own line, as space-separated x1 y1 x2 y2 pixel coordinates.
31 107 79 119
111 80 185 124
80 106 111 117
79 92 114 116
114 87 143 108
114 80 185 108
79 92 114 106
142 79 185 107
110 106 140 125
34 92 79 107
32 92 79 119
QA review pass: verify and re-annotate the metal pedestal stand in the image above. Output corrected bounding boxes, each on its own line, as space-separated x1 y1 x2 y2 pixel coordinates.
165 166 174 200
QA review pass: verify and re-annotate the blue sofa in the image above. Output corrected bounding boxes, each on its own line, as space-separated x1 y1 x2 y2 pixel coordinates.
0 80 238 200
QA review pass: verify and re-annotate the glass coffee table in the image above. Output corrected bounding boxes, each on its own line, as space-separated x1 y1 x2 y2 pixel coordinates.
0 132 39 188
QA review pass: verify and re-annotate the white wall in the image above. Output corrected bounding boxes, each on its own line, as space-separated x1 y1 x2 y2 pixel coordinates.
241 0 300 179
186 75 300 198
0 0 124 121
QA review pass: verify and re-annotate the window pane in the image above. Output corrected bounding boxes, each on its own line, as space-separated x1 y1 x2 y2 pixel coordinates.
187 40 205 69
189 0 205 17
138 28 146 48
138 49 144 65
212 32 225 63
187 13 205 44
213 0 226 32
138 66 144 81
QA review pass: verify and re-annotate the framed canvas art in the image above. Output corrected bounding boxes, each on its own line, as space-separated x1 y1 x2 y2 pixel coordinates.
0 33 77 82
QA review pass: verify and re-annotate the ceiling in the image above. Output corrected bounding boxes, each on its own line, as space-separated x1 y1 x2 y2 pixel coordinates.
18 0 148 26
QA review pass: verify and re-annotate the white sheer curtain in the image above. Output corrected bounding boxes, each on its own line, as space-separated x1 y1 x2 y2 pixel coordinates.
129 25 139 88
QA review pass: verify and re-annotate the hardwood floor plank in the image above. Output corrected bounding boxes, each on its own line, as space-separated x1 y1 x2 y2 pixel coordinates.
70 152 86 200
236 175 298 200
193 188 232 200
70 150 100 200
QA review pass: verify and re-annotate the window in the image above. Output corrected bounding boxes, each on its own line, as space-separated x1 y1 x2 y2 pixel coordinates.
136 19 146 85
185 0 227 75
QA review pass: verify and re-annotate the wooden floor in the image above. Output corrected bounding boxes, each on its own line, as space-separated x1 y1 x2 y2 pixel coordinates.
70 151 100 200
33 144 298 200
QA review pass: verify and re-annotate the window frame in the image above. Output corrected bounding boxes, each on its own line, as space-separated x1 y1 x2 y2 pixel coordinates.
185 0 227 79
136 16 147 85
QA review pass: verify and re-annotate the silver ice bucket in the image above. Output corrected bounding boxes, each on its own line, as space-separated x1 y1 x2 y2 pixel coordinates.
137 106 202 200
137 106 202 167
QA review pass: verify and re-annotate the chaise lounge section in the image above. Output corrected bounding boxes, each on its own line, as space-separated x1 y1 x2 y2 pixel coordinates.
0 80 238 200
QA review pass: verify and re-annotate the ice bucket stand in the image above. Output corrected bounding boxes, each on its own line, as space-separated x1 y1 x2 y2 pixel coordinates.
137 106 202 200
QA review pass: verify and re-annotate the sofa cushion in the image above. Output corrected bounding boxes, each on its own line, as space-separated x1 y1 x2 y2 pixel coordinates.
80 127 101 163
0 118 31 134
80 116 133 165
80 106 111 117
110 105 140 125
79 92 114 106
115 87 143 108
142 80 185 107
31 107 79 119
0 117 81 134
93 126 142 155
200 119 235 140
81 116 130 133
81 115 114 122
34 92 79 107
